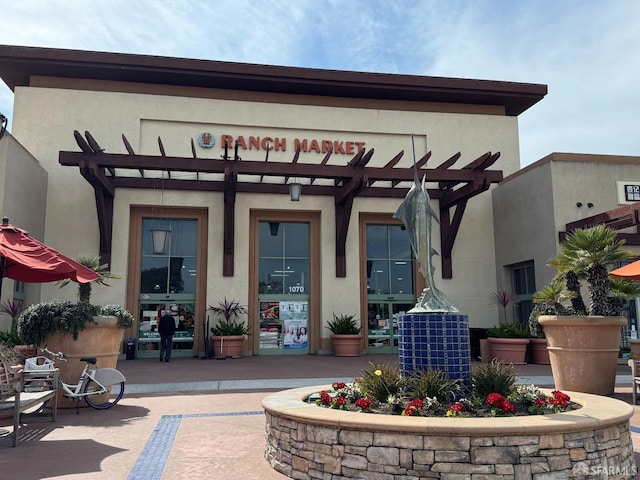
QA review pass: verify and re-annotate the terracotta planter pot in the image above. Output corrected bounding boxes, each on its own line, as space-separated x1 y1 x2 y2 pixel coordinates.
211 335 244 359
529 338 550 365
628 338 640 357
487 337 530 364
539 315 625 395
45 315 124 408
330 334 362 357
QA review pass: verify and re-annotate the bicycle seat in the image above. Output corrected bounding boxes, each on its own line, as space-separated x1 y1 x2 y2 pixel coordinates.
80 357 98 364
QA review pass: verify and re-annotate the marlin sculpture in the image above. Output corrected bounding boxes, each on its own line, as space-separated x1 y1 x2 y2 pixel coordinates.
393 136 459 313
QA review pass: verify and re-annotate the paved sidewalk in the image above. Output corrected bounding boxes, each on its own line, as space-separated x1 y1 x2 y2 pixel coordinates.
1 354 639 479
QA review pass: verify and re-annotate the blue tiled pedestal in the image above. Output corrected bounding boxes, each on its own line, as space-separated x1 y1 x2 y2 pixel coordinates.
398 313 470 387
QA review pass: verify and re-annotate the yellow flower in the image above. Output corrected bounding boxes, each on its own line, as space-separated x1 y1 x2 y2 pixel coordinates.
374 369 382 376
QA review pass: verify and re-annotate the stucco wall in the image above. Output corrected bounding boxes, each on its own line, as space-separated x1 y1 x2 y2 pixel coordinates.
493 154 640 301
9 83 522 331
0 133 48 321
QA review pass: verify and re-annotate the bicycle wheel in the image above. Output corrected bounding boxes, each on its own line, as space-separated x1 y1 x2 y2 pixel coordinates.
21 377 54 415
83 378 125 409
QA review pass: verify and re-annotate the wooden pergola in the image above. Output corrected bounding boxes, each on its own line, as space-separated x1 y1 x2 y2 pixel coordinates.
561 202 640 244
60 130 504 279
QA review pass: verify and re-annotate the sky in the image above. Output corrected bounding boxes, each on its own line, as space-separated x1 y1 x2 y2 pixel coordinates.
0 0 638 168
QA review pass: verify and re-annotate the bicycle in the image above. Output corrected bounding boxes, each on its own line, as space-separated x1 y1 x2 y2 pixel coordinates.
23 346 126 414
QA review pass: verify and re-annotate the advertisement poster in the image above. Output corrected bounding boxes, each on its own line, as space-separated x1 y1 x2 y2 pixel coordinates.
259 302 281 349
280 301 308 349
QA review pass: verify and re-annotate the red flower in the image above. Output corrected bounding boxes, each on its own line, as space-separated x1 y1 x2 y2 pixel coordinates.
485 393 506 408
332 382 347 390
501 400 515 414
402 399 425 416
448 402 464 413
334 396 347 407
319 390 333 406
355 397 373 411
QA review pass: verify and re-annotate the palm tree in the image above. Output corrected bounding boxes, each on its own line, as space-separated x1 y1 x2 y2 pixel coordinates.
56 254 120 303
548 225 635 316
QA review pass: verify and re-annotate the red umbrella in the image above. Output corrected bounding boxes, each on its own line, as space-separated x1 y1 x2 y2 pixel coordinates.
0 217 100 297
609 260 640 280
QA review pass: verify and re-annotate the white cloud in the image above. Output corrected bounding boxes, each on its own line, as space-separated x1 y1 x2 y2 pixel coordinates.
0 0 638 166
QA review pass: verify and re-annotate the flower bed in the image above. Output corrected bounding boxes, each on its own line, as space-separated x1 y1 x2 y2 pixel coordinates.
312 381 578 418
263 386 636 479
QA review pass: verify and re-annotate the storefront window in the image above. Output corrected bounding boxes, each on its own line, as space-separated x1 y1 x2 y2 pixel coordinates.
512 263 535 324
140 219 197 294
258 221 310 355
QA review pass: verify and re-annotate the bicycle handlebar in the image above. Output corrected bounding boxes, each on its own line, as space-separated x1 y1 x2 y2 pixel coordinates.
40 345 68 361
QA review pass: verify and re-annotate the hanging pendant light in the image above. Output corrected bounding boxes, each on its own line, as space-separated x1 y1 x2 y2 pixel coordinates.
151 169 171 254
289 182 302 202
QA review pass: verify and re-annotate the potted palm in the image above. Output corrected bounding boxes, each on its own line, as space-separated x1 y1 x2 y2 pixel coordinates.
486 290 530 364
538 225 640 394
208 298 249 358
327 313 362 357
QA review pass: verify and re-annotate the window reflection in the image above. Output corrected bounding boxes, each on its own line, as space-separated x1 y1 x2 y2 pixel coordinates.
258 222 309 295
366 225 414 295
141 218 197 295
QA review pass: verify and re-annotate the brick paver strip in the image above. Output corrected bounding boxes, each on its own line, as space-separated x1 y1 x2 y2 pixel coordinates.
127 411 264 479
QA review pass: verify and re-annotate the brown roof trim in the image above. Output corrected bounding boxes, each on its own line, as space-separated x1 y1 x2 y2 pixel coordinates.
502 152 640 183
0 45 546 116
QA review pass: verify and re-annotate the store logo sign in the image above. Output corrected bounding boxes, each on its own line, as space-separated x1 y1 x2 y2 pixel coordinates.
198 132 215 148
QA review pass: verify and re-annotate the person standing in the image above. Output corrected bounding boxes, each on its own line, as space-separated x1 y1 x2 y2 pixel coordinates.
158 310 176 362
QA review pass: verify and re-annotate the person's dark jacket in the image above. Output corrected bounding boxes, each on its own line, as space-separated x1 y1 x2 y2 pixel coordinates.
158 314 176 336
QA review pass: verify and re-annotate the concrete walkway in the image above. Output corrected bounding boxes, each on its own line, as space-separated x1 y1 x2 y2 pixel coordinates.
1 354 639 479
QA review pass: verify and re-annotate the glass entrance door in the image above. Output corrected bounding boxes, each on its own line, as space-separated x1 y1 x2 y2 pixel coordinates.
257 221 310 355
367 300 414 353
365 223 416 353
136 217 197 358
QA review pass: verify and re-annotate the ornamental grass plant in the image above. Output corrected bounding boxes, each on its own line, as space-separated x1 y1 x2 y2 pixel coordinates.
311 359 579 418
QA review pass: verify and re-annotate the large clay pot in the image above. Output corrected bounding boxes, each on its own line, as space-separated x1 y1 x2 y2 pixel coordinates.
487 337 530 364
45 315 124 408
330 334 362 357
539 315 625 395
628 338 640 357
211 335 244 359
529 338 550 365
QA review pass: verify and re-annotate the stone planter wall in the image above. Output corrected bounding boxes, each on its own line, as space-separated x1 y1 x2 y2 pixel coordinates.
263 386 637 479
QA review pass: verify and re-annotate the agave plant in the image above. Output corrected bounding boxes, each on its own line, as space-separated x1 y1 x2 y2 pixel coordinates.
548 225 635 316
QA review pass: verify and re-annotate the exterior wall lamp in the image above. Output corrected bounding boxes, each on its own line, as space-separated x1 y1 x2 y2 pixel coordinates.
289 182 302 202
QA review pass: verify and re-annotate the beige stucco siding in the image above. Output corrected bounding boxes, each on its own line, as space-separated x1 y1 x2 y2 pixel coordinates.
9 83 521 328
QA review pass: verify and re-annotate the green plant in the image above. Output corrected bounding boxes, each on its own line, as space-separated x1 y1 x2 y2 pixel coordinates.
406 368 461 403
56 254 120 303
356 362 404 404
0 299 27 344
548 225 635 316
100 304 134 328
327 313 361 334
208 298 249 336
471 359 516 399
17 300 100 347
486 321 531 338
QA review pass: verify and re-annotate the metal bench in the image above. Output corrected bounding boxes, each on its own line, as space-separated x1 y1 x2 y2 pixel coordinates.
0 353 58 447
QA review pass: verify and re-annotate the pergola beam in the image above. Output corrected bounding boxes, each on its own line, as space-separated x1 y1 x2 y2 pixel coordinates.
60 131 504 279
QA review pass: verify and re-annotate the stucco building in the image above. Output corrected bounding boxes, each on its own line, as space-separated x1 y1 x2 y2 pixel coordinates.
2 45 635 359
